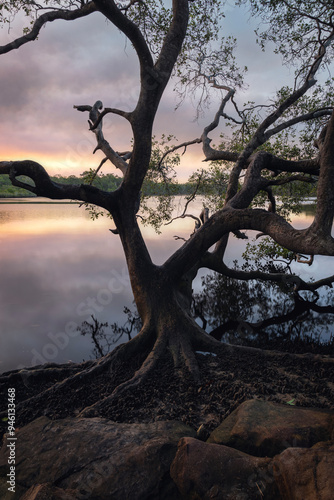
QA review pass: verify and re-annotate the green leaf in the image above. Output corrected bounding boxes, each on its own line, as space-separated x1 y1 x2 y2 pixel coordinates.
286 398 296 406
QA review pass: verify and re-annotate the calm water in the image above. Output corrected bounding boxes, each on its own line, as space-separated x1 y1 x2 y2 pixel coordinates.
0 198 333 373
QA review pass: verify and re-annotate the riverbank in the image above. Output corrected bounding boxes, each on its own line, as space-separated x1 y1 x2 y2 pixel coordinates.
1 343 334 499
1 340 333 435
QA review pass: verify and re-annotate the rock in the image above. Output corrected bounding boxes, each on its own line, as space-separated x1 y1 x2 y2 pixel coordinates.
273 441 334 500
0 416 195 500
170 436 280 499
207 399 334 457
20 483 77 499
0 477 26 500
196 424 210 441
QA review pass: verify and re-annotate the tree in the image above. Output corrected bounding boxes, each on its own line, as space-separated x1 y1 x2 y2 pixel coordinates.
1 0 334 418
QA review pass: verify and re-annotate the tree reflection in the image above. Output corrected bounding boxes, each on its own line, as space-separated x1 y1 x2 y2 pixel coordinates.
78 308 142 358
192 272 334 354
80 273 334 358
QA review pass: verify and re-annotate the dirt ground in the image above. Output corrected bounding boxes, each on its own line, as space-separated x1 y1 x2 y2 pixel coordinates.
1 337 333 439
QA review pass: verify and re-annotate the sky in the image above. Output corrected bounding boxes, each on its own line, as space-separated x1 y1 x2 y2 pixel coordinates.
0 1 290 182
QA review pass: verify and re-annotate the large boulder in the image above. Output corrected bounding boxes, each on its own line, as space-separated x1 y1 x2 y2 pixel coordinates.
207 399 334 457
273 441 334 500
170 436 279 500
0 416 196 500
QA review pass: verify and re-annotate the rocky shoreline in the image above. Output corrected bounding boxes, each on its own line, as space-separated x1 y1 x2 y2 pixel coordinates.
1 345 333 499
1 399 334 499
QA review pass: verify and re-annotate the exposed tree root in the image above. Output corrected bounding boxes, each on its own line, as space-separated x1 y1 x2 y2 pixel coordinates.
0 360 95 385
0 326 153 423
0 313 214 423
78 315 204 417
79 330 167 416
192 325 334 364
72 317 334 418
1 317 334 430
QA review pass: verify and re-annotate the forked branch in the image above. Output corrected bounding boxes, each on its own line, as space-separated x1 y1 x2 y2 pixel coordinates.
74 101 129 176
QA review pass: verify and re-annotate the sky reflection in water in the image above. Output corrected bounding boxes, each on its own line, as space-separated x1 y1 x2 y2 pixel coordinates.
0 199 333 374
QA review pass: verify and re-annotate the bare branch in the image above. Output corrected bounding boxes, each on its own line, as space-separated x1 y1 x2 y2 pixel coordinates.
263 186 276 213
154 0 189 77
204 29 334 205
265 108 333 141
168 213 202 229
89 107 132 131
280 0 333 29
0 2 97 55
74 101 129 175
120 0 191 197
158 138 202 169
306 30 334 82
165 172 204 228
201 88 242 162
265 174 317 187
88 157 109 185
310 109 334 236
251 29 334 152
296 254 314 265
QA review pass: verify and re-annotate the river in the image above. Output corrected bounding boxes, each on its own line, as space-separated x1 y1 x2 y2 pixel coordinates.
0 198 333 374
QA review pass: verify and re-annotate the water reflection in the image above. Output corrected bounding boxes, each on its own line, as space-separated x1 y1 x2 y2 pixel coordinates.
0 199 104 235
0 199 333 373
192 272 334 353
0 201 131 373
0 199 197 373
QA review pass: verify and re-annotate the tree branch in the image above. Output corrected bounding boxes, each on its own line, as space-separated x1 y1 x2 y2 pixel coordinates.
165 171 204 228
305 29 334 82
203 29 334 205
265 108 333 141
93 0 153 71
122 0 190 196
265 173 317 187
89 107 132 131
74 101 129 175
0 160 115 210
310 109 334 236
0 2 97 55
263 155 320 176
158 138 202 169
154 0 189 77
201 88 241 162
163 206 334 281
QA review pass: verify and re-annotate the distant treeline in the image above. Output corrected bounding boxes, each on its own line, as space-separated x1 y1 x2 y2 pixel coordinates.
0 172 204 198
0 171 316 199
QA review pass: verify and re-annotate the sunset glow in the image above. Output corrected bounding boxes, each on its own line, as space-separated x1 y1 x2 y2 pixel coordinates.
0 5 288 182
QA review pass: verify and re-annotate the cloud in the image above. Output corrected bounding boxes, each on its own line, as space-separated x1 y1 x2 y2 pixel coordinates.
0 11 141 174
0 3 298 179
